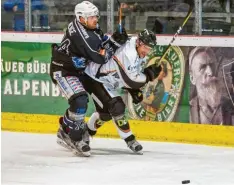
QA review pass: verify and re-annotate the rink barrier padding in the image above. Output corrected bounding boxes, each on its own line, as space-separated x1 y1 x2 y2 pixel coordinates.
2 112 234 147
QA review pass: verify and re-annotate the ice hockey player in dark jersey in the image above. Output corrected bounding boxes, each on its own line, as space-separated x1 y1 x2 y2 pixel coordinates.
50 1 128 157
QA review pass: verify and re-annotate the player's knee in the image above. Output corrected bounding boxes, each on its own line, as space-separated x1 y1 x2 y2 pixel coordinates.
64 93 89 141
108 99 130 136
68 93 89 118
107 97 125 117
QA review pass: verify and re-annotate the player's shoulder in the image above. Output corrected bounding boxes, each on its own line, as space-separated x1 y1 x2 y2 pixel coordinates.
65 19 79 36
125 37 137 49
116 37 137 58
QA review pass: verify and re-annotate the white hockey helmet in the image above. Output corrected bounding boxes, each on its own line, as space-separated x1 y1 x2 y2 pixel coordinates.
75 1 99 22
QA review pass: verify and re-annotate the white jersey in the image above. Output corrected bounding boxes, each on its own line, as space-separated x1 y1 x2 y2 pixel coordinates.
85 37 147 96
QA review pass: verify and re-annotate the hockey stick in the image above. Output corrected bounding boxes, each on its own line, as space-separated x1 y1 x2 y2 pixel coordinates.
157 2 194 65
116 0 122 33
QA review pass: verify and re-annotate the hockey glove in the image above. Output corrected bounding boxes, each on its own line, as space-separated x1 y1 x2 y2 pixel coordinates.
101 35 116 49
101 27 128 50
111 27 129 45
72 57 86 69
143 64 162 82
125 88 143 104
101 36 118 61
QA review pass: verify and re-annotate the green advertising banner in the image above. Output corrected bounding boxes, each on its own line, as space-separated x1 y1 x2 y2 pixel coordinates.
1 42 95 116
2 42 233 125
127 45 190 123
1 42 189 123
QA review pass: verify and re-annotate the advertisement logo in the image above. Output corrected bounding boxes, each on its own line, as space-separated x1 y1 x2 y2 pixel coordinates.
127 46 185 122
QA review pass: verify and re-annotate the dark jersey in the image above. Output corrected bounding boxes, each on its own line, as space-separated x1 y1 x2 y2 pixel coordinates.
51 18 107 77
58 19 106 64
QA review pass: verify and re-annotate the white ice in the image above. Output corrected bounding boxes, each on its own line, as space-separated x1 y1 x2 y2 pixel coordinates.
1 131 234 185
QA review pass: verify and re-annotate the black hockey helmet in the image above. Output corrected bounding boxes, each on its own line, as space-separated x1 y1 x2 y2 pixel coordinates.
138 29 157 48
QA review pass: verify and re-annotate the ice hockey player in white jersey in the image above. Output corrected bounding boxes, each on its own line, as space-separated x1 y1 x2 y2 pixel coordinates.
81 29 162 154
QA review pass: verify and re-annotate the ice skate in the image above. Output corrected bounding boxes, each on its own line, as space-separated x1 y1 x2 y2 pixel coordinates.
125 135 143 155
83 130 91 145
57 117 91 157
82 124 97 145
57 117 73 150
82 124 90 145
57 127 91 157
70 140 91 157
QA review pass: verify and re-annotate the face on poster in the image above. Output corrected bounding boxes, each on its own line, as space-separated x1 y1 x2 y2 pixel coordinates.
189 47 234 125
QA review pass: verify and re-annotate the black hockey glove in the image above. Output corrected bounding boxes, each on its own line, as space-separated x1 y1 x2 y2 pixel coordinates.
125 88 143 104
143 64 162 82
101 28 128 62
101 27 128 51
111 27 129 45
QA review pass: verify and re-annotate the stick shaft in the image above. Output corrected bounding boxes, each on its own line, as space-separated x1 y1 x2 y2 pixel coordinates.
158 7 193 65
116 0 122 33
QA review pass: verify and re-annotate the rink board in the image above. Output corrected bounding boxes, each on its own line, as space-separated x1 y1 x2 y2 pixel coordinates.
2 112 234 147
1 33 234 148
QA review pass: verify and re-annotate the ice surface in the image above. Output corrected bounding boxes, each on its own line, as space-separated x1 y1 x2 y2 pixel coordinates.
1 131 234 185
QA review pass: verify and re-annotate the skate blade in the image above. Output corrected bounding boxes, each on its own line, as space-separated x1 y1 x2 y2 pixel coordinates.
135 150 143 155
129 148 143 155
57 138 72 150
72 149 91 157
